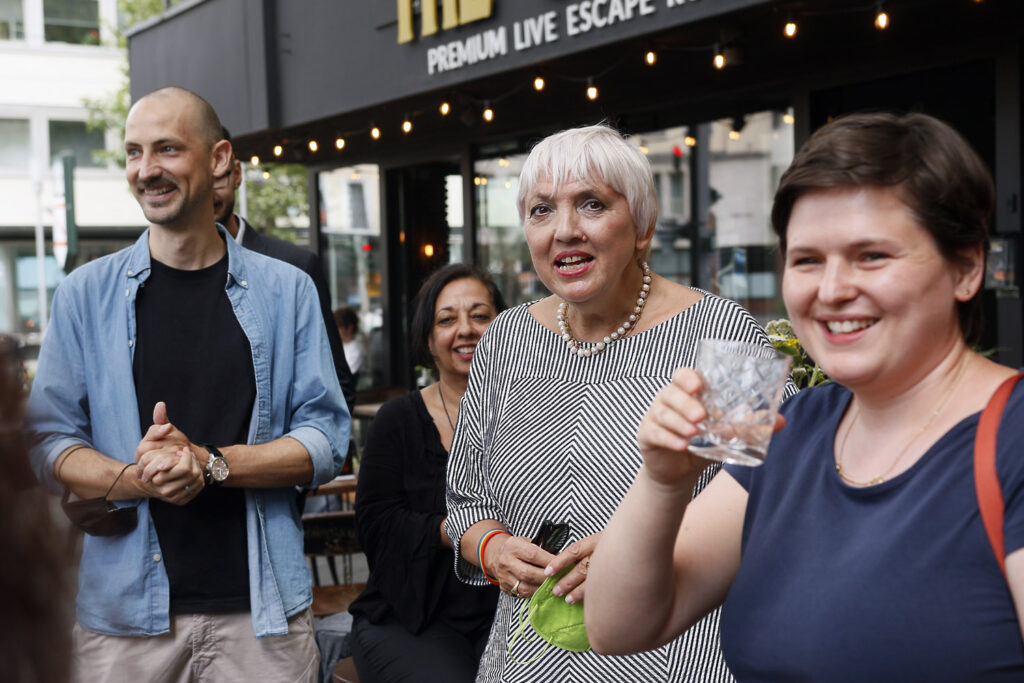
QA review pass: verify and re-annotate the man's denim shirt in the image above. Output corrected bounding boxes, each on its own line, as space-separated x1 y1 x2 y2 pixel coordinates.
26 227 350 638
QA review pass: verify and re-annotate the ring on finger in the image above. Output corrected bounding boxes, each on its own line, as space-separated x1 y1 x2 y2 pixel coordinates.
511 579 522 599
184 485 193 496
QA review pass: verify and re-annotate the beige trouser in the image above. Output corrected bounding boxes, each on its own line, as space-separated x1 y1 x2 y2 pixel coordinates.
71 609 319 683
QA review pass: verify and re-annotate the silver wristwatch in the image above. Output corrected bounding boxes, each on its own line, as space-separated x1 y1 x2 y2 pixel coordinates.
204 444 229 487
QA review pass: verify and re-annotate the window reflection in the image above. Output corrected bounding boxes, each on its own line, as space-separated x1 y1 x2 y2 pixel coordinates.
319 165 383 390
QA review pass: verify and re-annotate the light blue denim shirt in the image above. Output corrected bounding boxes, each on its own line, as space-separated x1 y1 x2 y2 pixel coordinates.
26 226 350 638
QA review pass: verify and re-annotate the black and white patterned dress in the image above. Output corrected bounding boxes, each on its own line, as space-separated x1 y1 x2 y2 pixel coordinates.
446 291 771 682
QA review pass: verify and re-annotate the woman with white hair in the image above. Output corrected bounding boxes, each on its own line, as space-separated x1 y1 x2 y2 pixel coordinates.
445 124 781 681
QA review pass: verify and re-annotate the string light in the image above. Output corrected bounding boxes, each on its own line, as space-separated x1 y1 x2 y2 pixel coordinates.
498 157 510 167
874 3 889 29
713 43 726 70
728 130 741 141
273 144 283 157
308 139 318 152
533 74 545 91
638 141 649 155
261 170 270 179
423 243 435 258
249 155 260 167
783 112 795 125
371 126 381 140
439 101 451 116
586 78 598 100
784 18 797 38
684 135 697 147
482 103 494 122
335 137 345 150
645 49 656 65
402 118 413 134
474 176 481 186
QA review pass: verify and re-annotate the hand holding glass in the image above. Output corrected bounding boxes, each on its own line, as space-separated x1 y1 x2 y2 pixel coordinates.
687 339 791 466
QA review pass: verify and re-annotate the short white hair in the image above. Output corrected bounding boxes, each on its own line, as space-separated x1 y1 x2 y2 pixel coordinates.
516 124 658 241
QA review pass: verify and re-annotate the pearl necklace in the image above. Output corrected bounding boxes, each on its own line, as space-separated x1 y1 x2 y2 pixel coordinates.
556 261 651 358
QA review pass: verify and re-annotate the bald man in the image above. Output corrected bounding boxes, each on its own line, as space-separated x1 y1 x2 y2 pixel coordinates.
26 86 348 682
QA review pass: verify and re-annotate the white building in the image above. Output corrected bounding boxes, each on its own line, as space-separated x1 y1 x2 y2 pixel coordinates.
0 0 144 341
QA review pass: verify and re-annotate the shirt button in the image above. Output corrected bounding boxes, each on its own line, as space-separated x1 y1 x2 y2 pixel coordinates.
125 289 130 297
240 280 248 287
127 270 133 276
153 554 161 562
128 340 134 347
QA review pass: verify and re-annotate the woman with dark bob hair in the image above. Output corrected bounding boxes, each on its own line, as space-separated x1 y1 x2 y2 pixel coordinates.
587 111 1024 679
348 264 506 682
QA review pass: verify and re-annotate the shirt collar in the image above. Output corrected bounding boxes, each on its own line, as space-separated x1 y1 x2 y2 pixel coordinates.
123 224 249 289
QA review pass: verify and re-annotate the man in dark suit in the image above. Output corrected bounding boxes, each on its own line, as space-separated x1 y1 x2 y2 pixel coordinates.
214 129 355 412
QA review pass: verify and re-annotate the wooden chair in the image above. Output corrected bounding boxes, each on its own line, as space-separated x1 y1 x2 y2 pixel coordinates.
303 509 359 585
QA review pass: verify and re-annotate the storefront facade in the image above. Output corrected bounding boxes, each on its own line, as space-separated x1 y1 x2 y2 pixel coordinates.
128 0 1022 390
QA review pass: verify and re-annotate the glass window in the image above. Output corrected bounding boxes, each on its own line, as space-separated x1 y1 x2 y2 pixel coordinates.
49 120 104 168
0 0 24 40
0 118 30 169
704 109 795 322
639 127 694 288
319 164 383 390
44 0 100 45
473 154 547 305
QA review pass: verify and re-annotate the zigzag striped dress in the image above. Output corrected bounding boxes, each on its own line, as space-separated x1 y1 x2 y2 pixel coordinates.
446 290 770 682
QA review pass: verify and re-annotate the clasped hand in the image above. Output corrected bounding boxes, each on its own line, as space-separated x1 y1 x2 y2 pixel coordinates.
134 401 205 505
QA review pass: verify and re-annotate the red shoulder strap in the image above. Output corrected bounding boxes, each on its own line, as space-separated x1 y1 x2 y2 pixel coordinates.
975 372 1024 577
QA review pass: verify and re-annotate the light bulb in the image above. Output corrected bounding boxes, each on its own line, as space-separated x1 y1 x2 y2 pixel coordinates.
713 51 726 70
335 137 345 150
402 119 412 134
684 135 697 147
875 8 889 29
533 75 545 91
645 50 656 65
586 84 598 100
483 107 494 122
249 155 260 167
439 101 451 116
273 144 283 157
371 126 381 140
784 20 797 38
308 140 318 152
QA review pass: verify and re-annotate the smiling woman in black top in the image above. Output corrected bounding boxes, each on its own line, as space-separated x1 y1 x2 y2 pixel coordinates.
349 264 506 683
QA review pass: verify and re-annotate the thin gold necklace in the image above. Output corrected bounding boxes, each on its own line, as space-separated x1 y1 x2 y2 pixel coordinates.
438 383 456 433
835 358 968 486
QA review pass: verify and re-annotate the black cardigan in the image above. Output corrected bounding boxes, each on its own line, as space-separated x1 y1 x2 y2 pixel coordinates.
348 391 497 635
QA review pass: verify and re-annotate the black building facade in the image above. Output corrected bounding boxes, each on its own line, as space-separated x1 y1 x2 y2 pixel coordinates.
128 0 1022 389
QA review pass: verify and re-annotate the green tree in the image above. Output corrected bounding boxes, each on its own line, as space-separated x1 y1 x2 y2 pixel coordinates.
244 164 310 243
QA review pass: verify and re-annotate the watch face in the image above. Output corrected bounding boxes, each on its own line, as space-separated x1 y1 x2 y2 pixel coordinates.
210 457 230 482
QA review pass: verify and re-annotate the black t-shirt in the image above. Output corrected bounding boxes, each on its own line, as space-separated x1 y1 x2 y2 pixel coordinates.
133 252 256 613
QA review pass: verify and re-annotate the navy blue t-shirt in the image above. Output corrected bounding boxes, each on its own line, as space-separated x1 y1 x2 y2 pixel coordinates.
722 380 1024 681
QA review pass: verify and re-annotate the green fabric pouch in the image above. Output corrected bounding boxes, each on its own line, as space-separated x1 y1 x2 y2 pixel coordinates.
508 565 591 663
